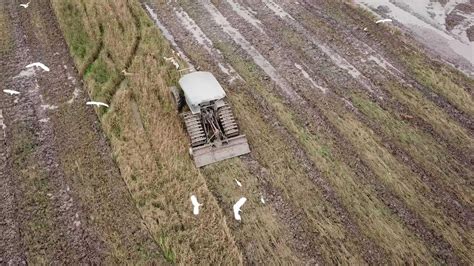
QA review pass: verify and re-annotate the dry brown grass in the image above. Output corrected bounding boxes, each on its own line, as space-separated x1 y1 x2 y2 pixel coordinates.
53 0 243 263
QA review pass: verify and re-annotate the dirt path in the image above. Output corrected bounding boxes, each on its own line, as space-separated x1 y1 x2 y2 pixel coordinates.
0 0 160 263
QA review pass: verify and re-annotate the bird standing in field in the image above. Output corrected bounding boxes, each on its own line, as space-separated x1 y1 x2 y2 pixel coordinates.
26 62 50 72
233 197 247 221
86 101 109 108
234 179 242 187
3 89 20 96
190 195 203 215
20 2 30 8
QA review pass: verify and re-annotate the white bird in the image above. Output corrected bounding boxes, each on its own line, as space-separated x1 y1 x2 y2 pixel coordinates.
172 50 182 58
234 179 242 187
26 62 50 72
233 197 247 221
190 195 203 215
3 89 20 95
163 57 180 69
86 101 109 108
121 69 135 76
20 1 30 8
375 19 392 24
260 196 265 204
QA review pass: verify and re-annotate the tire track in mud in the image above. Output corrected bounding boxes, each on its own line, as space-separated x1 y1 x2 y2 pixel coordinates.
234 0 473 227
237 93 391 264
167 0 466 262
0 101 26 263
75 0 104 77
0 6 24 262
84 0 164 252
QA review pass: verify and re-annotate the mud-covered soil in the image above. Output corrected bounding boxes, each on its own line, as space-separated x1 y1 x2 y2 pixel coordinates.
1 0 473 263
356 0 474 76
143 0 473 263
0 0 159 263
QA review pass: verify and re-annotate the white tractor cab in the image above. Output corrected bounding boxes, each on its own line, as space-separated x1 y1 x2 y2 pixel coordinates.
170 71 250 167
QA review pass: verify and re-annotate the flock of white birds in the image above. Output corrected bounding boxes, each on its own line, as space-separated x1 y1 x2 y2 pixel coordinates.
3 2 109 109
190 177 260 221
5 0 393 222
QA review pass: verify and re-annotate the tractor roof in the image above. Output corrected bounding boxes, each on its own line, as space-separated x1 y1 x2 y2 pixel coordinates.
179 71 226 107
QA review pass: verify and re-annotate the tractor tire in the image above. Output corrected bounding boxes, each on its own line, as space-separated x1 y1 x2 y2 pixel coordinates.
169 86 185 112
183 112 207 147
218 103 239 138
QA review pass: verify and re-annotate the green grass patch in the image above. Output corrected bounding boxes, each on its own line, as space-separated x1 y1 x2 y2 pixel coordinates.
57 1 94 60
159 235 176 263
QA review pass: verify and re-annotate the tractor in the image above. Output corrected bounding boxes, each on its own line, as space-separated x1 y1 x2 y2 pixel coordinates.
170 71 250 167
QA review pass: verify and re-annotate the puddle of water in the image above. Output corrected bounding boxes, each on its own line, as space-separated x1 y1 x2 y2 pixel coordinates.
367 55 403 76
175 7 215 55
13 67 36 79
294 63 327 93
318 44 376 94
263 0 295 20
40 104 58 111
67 87 81 104
144 3 194 67
225 0 264 33
218 63 231 75
355 0 474 75
261 1 379 95
146 3 240 82
201 1 299 99
0 109 6 139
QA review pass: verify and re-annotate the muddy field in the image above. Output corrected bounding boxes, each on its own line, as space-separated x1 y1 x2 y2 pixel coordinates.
143 0 473 263
1 0 473 264
0 0 160 263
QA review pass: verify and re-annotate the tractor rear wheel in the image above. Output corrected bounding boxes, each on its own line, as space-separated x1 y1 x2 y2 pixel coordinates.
169 86 185 112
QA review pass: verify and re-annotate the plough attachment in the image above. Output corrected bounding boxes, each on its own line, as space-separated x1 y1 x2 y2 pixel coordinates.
191 135 250 167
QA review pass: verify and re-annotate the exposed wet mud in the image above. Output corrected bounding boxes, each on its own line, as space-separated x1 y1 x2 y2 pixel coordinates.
0 0 159 263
